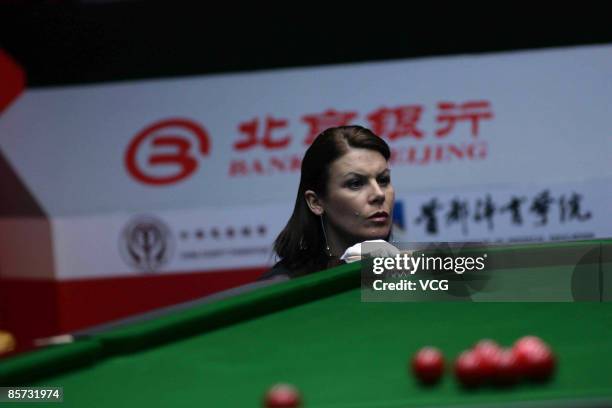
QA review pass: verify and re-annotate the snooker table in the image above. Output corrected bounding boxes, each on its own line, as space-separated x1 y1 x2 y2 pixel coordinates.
1 239 612 408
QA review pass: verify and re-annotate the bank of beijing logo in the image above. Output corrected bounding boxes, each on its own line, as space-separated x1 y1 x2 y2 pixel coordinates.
120 216 175 272
125 118 211 186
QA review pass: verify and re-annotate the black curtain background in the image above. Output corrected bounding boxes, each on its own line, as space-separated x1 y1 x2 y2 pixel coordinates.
1 3 612 87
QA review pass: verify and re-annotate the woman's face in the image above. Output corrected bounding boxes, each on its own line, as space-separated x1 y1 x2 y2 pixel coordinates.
320 147 395 246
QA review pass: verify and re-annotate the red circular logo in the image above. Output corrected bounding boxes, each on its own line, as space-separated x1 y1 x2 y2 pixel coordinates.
125 118 210 185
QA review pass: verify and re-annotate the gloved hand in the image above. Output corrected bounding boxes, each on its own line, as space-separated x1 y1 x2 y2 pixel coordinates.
340 239 401 263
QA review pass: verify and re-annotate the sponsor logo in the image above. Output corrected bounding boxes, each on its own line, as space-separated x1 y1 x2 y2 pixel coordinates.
125 118 210 185
119 216 174 272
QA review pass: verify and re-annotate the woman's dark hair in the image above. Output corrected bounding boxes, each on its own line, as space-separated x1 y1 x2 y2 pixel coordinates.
274 125 391 276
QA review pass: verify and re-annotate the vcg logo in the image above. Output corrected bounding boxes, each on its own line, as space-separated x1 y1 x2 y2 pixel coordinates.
119 216 175 272
125 118 210 185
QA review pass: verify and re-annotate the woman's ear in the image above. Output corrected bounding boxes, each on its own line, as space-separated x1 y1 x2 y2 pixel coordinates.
304 190 324 216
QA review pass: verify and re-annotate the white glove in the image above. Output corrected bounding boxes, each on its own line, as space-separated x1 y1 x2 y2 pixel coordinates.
340 239 401 263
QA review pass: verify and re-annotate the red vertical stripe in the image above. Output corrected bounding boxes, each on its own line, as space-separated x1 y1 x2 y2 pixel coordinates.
0 49 26 114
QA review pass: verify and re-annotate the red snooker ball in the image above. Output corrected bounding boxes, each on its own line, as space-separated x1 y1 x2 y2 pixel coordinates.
472 339 502 378
513 335 546 351
492 349 522 386
513 340 556 381
454 350 484 387
263 384 301 408
411 347 445 384
473 339 501 353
